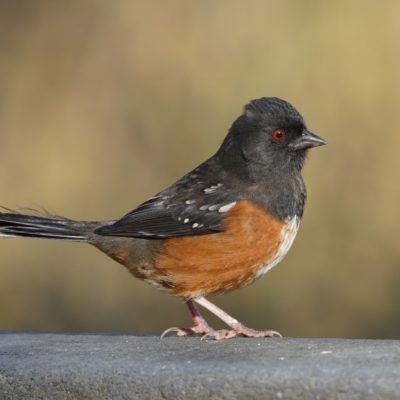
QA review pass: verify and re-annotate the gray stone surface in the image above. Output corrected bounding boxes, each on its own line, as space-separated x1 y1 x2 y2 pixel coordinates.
0 333 400 399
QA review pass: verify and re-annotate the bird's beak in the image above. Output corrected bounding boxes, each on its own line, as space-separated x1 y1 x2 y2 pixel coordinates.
289 129 327 151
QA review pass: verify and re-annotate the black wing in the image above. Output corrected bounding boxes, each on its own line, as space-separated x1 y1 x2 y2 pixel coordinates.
95 161 240 239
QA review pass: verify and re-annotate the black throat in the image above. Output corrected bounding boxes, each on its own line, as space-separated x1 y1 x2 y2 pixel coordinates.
214 138 307 222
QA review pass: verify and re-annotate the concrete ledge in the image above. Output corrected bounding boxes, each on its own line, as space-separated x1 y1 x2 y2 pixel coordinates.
1 333 400 399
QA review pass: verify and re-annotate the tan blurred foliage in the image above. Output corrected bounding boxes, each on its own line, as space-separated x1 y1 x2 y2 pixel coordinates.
0 1 399 338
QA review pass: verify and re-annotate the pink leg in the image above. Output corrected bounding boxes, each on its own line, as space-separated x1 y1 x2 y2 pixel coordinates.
194 297 282 340
161 299 214 338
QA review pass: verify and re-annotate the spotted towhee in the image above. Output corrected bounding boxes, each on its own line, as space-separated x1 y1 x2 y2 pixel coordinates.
0 97 326 339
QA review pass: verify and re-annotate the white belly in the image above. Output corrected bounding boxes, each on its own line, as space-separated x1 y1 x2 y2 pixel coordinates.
254 215 300 280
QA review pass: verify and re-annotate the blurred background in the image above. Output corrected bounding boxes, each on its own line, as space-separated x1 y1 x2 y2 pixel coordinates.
0 1 399 339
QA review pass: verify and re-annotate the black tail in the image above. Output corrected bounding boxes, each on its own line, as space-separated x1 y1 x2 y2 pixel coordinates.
0 211 97 242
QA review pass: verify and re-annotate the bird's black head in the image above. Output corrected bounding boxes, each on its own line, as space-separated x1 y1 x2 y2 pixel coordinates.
217 97 326 179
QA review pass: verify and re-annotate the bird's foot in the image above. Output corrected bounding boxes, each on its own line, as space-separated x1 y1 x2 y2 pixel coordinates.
201 329 237 340
192 297 282 340
161 321 213 338
201 323 282 340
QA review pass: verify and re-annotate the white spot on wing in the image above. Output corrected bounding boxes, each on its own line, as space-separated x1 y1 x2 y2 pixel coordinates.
183 218 189 224
203 183 222 194
192 223 199 228
218 202 237 213
185 200 195 205
137 231 154 236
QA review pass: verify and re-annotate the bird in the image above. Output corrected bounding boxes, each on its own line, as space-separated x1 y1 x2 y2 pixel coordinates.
0 97 326 340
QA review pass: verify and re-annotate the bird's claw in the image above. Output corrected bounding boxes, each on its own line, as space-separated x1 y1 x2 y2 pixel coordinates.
201 327 282 340
201 329 237 340
161 327 193 338
161 324 213 338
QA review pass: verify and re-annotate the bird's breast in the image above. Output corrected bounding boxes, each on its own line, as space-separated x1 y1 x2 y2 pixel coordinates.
152 200 299 297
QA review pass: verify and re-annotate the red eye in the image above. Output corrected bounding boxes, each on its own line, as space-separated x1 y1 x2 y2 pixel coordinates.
272 129 285 141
